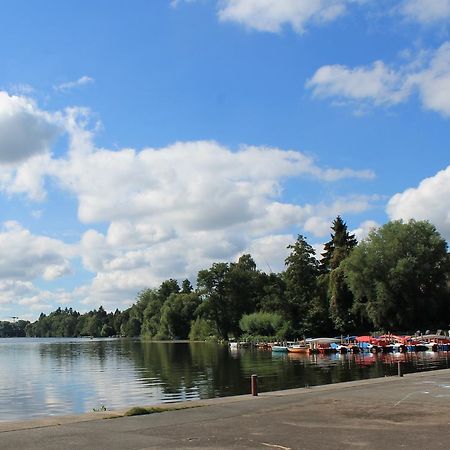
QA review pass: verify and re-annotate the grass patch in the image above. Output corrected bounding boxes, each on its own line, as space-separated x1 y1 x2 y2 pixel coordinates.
124 406 166 416
123 404 201 417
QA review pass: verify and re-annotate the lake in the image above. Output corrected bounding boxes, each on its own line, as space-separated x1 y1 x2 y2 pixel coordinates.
1 338 449 421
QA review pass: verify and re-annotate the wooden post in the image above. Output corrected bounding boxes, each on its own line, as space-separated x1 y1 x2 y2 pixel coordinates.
251 374 258 396
398 361 403 377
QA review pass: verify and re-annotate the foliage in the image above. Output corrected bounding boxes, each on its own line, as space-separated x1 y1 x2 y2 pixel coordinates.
320 215 358 272
158 292 200 339
26 307 119 338
92 404 107 412
22 218 450 341
188 317 218 341
321 216 359 333
196 255 264 339
0 320 29 337
257 272 287 313
284 235 321 336
239 311 285 338
343 220 449 330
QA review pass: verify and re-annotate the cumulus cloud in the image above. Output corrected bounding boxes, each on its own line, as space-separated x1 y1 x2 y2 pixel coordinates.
0 94 378 313
0 91 60 164
54 76 95 92
0 221 74 281
0 280 35 306
387 166 450 240
46 129 374 309
217 0 364 33
244 234 295 273
410 43 450 116
306 61 410 107
307 42 450 117
70 191 378 311
351 220 379 241
400 0 450 24
50 140 374 226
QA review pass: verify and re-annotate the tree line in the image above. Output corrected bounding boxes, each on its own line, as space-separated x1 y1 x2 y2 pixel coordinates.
24 218 450 340
0 320 29 337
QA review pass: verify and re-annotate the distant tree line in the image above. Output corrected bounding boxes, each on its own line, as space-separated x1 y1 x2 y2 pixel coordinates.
0 320 29 337
24 219 449 340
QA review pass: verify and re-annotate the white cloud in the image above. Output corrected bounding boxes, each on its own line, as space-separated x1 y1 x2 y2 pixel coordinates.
244 234 295 273
351 220 379 241
400 0 450 24
54 76 95 92
72 191 378 310
306 61 410 106
50 140 374 226
387 166 450 241
410 43 450 116
0 280 35 306
0 91 60 164
217 0 364 33
47 133 375 310
1 153 53 201
307 42 450 117
0 221 74 281
0 94 378 313
303 195 378 237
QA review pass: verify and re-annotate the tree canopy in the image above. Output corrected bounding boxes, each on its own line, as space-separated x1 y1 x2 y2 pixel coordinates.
23 218 449 340
343 220 449 330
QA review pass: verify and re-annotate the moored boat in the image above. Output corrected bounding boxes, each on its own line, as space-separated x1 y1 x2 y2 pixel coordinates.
306 337 340 354
271 345 289 352
287 344 311 354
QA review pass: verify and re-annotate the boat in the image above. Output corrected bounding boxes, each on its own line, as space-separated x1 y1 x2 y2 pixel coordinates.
287 344 311 354
306 338 340 354
271 345 289 352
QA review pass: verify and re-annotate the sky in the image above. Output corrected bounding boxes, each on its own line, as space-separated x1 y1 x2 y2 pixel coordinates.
0 0 449 321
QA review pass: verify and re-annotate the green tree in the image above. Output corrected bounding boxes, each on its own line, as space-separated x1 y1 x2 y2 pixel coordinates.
181 279 193 293
197 262 231 340
197 254 263 339
188 317 218 341
158 292 200 339
284 235 320 336
343 219 449 330
321 216 358 333
320 216 357 272
258 272 287 313
239 311 286 338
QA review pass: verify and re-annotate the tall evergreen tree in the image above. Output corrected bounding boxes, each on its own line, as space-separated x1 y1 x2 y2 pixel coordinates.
320 216 358 333
284 235 320 335
320 216 357 272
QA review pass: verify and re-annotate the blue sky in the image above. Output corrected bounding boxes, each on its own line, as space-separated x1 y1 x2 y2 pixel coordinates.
0 0 449 321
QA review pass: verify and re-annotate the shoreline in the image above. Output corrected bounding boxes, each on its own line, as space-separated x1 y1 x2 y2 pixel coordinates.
1 368 450 449
2 367 450 432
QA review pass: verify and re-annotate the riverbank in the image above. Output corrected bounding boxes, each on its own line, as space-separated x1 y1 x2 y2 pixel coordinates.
1 369 450 449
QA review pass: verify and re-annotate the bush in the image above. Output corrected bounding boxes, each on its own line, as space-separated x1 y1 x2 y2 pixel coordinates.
239 312 288 339
189 317 218 341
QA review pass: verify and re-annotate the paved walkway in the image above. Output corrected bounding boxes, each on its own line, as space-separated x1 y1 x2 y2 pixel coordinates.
1 369 450 449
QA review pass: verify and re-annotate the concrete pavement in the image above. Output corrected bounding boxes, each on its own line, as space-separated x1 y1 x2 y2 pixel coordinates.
1 369 450 449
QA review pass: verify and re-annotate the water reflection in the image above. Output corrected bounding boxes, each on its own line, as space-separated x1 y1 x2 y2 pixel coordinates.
0 338 449 421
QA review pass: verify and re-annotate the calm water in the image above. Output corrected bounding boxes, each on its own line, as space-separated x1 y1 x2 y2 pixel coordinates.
0 338 449 421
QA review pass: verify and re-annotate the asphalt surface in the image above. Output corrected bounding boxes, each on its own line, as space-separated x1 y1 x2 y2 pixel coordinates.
1 369 450 449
